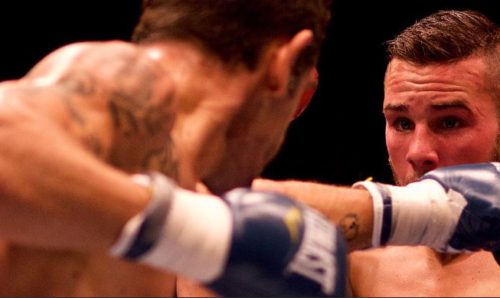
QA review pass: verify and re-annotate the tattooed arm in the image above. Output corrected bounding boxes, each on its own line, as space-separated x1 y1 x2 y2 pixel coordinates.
0 41 175 251
252 179 374 251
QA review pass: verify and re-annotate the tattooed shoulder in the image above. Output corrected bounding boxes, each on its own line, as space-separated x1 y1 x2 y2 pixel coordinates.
20 41 177 173
24 41 175 134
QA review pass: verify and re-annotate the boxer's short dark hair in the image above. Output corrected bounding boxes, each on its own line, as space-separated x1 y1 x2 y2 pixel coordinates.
132 0 331 77
386 10 499 107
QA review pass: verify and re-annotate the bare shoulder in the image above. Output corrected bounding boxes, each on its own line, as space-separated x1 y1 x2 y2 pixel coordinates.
21 40 176 135
0 41 176 169
25 41 135 79
348 246 432 296
347 247 500 296
349 246 429 272
24 41 174 98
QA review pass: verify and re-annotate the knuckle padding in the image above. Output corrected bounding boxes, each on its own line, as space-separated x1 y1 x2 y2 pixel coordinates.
422 163 500 252
209 189 346 297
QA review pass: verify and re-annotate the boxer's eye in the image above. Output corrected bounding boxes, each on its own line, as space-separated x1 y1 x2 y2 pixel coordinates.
392 118 414 132
440 117 462 129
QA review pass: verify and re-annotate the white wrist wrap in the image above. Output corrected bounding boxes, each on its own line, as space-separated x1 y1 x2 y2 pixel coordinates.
354 179 467 251
110 173 232 282
353 181 385 247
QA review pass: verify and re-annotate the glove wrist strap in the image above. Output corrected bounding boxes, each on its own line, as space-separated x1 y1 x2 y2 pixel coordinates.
354 179 465 251
109 173 232 282
353 181 387 247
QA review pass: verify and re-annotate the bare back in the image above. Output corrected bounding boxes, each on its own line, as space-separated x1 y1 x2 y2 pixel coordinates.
0 41 177 296
349 246 500 297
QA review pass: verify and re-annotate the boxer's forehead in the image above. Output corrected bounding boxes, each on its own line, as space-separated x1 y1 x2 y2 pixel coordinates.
383 57 491 115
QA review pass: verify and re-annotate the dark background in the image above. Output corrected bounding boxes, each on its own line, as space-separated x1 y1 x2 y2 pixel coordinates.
0 1 498 186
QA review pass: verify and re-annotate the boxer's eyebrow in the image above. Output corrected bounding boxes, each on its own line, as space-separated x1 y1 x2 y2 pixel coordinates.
430 100 470 111
383 100 471 113
383 103 408 113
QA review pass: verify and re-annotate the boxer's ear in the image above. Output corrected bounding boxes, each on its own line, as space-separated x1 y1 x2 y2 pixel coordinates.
293 67 318 119
266 29 313 97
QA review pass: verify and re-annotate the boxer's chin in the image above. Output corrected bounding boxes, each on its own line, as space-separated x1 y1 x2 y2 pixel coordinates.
389 164 421 186
202 174 253 196
396 175 420 186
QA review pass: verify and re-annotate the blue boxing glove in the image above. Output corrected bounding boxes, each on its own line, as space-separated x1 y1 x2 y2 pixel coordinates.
423 163 500 263
354 162 500 263
210 188 346 297
110 173 347 297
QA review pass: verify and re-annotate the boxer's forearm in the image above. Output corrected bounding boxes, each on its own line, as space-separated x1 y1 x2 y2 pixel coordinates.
0 118 148 252
252 179 373 251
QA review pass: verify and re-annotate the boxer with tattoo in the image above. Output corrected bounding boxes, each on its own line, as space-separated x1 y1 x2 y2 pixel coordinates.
0 0 333 296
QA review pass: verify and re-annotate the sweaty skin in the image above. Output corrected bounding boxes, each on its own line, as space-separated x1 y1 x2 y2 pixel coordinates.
350 57 500 297
0 41 176 296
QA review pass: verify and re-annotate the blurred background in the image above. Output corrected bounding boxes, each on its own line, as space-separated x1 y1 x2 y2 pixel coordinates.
0 0 498 185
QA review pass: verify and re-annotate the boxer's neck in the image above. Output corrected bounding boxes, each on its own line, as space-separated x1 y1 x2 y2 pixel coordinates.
142 42 264 191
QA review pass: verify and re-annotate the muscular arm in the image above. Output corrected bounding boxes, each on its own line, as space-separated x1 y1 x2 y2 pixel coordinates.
0 109 149 252
176 178 374 296
0 41 176 252
253 179 374 251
